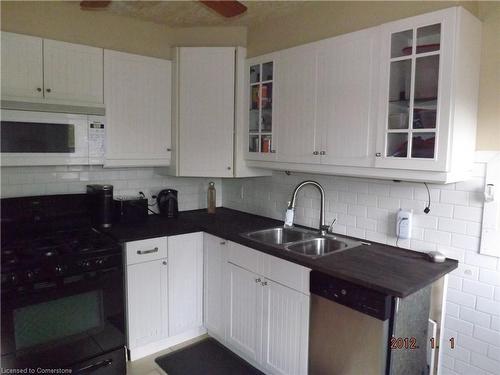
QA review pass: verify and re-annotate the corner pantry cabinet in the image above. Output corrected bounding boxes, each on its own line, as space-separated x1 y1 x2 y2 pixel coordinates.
104 50 172 167
1 32 103 107
171 47 235 177
170 47 271 178
375 7 481 174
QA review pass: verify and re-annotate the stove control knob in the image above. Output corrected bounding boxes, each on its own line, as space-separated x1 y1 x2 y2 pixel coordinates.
95 259 104 266
10 273 18 284
26 271 34 280
81 260 91 268
55 265 64 274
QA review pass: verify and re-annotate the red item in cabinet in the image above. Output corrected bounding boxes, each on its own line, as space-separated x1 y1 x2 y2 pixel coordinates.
261 137 271 153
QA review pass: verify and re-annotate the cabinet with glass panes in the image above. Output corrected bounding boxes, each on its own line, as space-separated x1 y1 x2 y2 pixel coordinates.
248 60 274 157
374 7 481 177
385 23 440 160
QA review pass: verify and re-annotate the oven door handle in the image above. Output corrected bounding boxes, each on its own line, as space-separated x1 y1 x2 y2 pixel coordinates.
137 247 158 255
73 358 113 373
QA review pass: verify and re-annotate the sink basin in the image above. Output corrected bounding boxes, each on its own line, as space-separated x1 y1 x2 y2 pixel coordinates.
241 226 366 259
285 237 360 258
243 227 316 245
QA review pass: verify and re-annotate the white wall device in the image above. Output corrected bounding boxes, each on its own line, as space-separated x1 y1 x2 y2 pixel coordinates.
396 209 413 240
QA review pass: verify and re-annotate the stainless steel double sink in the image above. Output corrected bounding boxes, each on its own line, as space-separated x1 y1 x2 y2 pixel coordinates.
241 226 365 259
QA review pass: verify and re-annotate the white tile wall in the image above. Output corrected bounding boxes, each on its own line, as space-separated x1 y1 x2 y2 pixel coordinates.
0 166 222 211
222 163 500 375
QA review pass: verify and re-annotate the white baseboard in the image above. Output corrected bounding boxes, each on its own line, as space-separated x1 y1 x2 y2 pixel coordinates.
128 326 207 361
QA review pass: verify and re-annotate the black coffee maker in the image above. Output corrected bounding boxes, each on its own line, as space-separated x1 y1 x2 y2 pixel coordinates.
157 189 178 218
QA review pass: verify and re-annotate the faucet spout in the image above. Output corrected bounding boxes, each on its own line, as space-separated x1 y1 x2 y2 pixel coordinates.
286 180 328 235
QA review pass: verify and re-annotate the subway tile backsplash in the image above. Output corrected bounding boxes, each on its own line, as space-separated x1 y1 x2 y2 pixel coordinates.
0 165 222 211
221 162 500 375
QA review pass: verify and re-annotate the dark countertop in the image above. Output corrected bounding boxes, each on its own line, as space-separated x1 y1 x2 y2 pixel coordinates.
108 208 457 298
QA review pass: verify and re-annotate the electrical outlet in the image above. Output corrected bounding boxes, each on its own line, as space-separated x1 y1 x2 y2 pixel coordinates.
396 209 413 239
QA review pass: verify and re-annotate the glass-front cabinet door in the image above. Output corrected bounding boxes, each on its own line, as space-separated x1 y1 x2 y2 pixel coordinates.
246 55 277 160
376 9 455 172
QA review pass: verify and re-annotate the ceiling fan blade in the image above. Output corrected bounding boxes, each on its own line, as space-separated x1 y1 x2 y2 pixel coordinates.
80 1 111 10
200 1 247 18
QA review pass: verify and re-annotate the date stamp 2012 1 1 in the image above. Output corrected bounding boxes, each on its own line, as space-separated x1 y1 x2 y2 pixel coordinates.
390 337 455 350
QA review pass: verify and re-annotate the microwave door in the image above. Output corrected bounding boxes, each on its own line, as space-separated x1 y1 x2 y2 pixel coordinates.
0 110 89 166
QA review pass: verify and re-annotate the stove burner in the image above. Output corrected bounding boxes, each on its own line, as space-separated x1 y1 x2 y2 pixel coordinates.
1 228 119 270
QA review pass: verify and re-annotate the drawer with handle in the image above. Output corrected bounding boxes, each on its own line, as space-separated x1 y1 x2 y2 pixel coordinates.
125 237 168 265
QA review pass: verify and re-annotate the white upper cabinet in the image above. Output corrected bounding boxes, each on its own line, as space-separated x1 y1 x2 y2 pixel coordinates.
316 28 379 167
1 32 43 101
173 47 235 177
275 44 319 164
246 53 279 162
104 50 171 167
43 39 103 106
1 32 104 107
375 7 481 174
245 7 481 183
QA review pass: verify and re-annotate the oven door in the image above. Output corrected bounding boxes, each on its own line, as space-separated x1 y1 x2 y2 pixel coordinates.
1 262 125 370
0 110 89 166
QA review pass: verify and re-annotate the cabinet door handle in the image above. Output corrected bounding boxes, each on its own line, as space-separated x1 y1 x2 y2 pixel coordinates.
220 241 226 245
255 278 261 283
167 148 172 151
36 87 42 92
313 151 319 155
261 281 268 286
137 247 158 255
270 149 276 153
227 166 231 170
375 152 382 157
162 261 167 265
45 88 52 93
320 151 326 155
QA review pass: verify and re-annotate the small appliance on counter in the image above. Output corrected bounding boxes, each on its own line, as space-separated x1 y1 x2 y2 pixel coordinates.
86 184 114 229
157 189 178 218
114 195 148 224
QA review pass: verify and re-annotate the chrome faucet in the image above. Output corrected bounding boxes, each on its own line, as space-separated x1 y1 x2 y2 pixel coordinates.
284 180 330 236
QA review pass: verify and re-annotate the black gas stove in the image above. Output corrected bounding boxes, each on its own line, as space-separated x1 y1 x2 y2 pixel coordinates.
1 194 126 374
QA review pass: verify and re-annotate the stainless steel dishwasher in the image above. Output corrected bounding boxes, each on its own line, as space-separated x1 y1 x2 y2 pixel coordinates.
309 271 432 375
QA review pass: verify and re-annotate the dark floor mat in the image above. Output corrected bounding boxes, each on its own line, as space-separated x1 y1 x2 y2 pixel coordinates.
155 338 264 375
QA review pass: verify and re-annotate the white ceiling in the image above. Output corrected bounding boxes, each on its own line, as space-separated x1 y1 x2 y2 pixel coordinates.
106 1 310 28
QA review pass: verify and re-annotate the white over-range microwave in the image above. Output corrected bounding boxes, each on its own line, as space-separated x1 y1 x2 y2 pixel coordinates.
0 110 105 166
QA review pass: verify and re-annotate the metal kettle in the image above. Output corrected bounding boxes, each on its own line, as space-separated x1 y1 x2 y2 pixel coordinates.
156 189 178 218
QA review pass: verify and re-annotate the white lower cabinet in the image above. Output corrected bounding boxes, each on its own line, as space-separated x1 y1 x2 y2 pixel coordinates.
167 233 203 336
203 233 228 340
125 237 169 358
262 280 310 375
125 233 205 360
225 242 311 375
126 257 169 350
125 234 310 373
227 263 263 363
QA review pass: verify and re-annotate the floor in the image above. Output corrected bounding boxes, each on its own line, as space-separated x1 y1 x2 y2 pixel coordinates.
126 334 209 375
